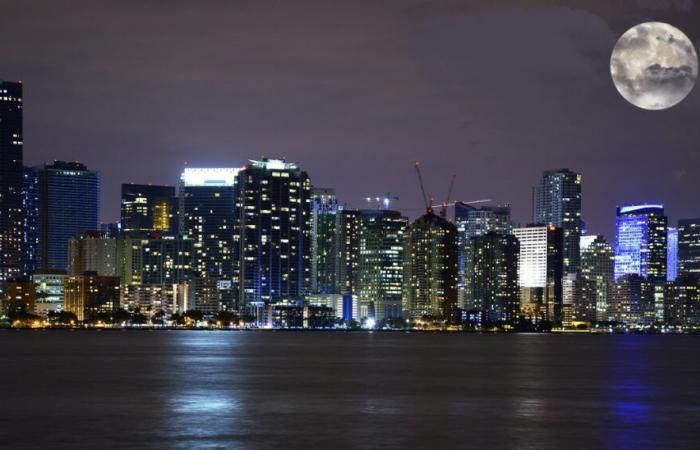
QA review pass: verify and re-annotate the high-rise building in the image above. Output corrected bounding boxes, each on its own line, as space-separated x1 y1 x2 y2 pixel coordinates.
121 184 176 234
513 224 563 323
533 169 581 274
35 161 99 272
470 231 519 324
454 202 511 310
0 81 24 294
611 273 654 326
68 231 117 276
614 204 667 282
335 208 360 296
356 209 407 320
667 227 678 281
179 167 238 310
678 218 700 280
63 272 120 321
579 235 614 322
21 166 38 278
234 159 312 310
403 211 458 323
310 187 338 295
33 271 67 315
664 276 700 328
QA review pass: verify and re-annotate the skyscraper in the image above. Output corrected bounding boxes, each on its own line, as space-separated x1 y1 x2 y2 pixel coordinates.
120 184 176 234
470 231 519 325
513 224 563 323
403 211 458 323
533 169 581 274
234 159 312 310
667 227 678 281
21 166 38 278
335 208 360 297
179 167 238 310
614 204 667 282
310 187 338 295
579 235 614 322
0 81 24 293
454 202 511 310
68 231 117 276
35 161 100 272
678 218 700 280
356 209 407 320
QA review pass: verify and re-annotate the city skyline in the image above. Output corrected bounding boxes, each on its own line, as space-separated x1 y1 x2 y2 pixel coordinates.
2 1 700 240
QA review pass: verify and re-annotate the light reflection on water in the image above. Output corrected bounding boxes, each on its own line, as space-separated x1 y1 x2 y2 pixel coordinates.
0 331 699 449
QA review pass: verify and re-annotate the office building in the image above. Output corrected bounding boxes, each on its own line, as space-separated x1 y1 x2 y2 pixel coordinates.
356 209 407 320
533 169 581 274
121 184 176 234
1 278 35 314
68 231 117 276
35 161 99 272
0 81 24 293
234 159 312 310
335 208 360 296
579 235 614 322
678 218 700 280
611 273 654 326
63 272 120 321
469 231 519 325
21 166 38 277
513 224 563 323
33 271 67 315
667 227 678 281
403 211 458 323
310 187 338 294
179 167 238 310
455 202 511 310
614 204 667 282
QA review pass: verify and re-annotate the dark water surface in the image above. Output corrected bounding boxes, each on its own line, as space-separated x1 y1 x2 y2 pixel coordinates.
1 331 699 449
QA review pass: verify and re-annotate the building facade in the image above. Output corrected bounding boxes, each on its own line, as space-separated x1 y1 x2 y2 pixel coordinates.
0 81 24 293
63 272 120 321
310 187 338 295
678 218 700 280
403 211 458 323
35 161 99 272
532 169 581 275
68 231 118 276
614 204 667 282
121 184 176 234
579 235 614 322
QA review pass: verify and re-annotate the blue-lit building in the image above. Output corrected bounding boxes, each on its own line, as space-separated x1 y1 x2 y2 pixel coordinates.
613 204 667 282
667 227 678 281
35 161 99 272
0 81 24 293
179 167 238 310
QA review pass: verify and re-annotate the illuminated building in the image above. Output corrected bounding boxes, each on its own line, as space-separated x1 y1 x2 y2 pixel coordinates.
403 211 458 322
21 166 38 278
356 209 407 320
34 161 99 272
120 283 187 316
234 159 311 311
613 204 667 282
454 202 511 311
335 208 360 297
611 273 654 325
2 278 35 314
469 231 519 324
579 235 614 322
664 276 700 328
33 271 67 315
310 187 338 294
0 81 24 294
68 231 117 276
121 184 176 234
179 167 238 310
63 272 120 321
678 218 700 280
533 169 581 274
512 224 563 323
667 227 678 281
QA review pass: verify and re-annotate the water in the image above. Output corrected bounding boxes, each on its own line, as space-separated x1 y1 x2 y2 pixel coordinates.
1 331 699 449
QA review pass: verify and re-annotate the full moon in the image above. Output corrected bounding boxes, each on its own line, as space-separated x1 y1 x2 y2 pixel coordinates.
610 22 698 110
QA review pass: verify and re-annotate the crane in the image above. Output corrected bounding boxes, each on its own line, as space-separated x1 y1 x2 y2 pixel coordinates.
414 161 431 213
365 192 399 210
440 174 457 218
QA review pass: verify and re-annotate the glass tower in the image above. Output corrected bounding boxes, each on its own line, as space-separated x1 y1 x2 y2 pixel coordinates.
613 204 667 282
35 161 99 272
0 81 24 293
533 169 582 274
678 218 700 280
310 187 338 295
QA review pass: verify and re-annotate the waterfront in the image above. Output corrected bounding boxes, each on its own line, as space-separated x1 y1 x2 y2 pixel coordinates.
1 331 699 449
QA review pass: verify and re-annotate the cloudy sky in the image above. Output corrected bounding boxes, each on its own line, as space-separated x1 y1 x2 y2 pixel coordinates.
1 0 699 239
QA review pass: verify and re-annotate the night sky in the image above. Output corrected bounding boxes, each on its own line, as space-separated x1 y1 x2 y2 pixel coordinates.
1 0 699 239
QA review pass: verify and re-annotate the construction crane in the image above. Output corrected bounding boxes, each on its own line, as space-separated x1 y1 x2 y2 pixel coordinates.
414 161 432 213
365 192 399 210
440 174 457 218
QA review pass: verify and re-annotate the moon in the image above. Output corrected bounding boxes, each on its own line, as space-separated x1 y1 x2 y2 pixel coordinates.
610 22 698 110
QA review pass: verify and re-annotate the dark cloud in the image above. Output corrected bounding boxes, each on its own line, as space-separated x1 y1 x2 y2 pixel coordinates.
1 0 699 239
